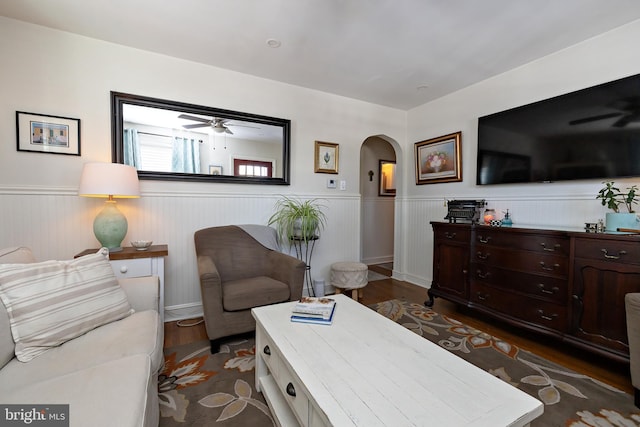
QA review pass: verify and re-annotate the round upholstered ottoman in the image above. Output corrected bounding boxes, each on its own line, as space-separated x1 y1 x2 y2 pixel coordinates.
330 261 368 301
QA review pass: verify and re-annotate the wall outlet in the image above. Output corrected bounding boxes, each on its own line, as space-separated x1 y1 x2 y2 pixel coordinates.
339 180 346 191
327 179 337 189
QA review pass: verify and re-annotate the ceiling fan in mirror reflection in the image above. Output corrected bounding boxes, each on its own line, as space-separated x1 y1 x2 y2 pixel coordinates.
177 114 259 135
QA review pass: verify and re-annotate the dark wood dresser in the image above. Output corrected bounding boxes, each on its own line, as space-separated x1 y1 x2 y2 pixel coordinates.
429 221 640 362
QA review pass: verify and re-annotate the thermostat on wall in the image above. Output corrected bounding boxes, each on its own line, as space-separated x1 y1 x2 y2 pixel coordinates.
327 179 337 189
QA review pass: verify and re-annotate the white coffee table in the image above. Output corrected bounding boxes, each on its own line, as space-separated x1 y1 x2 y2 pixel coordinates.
252 294 543 427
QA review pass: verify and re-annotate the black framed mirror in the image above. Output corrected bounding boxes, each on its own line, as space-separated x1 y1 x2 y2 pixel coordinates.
111 92 291 185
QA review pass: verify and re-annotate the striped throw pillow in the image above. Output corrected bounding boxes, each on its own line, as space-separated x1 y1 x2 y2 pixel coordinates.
0 251 133 362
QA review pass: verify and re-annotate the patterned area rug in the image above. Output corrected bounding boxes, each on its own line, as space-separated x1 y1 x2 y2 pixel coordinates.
158 336 273 426
372 300 640 427
159 300 640 426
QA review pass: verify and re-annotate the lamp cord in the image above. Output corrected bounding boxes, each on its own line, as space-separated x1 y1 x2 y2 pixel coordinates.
176 318 204 327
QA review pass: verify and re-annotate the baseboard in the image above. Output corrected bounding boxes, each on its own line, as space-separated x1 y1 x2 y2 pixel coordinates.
361 255 393 265
303 284 337 298
164 276 429 321
399 272 430 289
164 302 203 323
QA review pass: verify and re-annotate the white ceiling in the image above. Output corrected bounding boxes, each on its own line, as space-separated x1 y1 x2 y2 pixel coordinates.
2 0 640 110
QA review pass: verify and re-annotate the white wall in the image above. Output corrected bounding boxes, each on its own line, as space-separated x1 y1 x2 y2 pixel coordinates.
400 19 640 287
3 16 640 318
0 17 406 320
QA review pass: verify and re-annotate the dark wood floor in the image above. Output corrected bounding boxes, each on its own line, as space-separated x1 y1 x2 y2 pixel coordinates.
164 264 633 394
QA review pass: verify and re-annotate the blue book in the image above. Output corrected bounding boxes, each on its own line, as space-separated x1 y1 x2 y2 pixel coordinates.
290 302 337 325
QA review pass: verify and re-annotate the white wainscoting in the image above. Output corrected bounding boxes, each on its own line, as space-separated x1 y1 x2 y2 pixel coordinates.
1 186 609 321
0 186 361 322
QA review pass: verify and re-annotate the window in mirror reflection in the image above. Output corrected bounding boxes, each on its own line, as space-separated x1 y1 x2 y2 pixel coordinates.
122 104 283 177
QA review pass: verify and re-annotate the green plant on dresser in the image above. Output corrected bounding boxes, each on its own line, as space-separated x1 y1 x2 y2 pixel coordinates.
596 181 639 213
596 181 640 232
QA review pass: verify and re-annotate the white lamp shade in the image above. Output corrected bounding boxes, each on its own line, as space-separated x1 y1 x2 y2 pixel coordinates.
78 162 140 198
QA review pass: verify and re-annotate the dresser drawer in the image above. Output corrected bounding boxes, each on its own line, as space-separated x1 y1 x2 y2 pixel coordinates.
433 225 471 244
110 258 152 278
474 246 568 278
574 238 640 265
472 265 568 304
471 282 567 332
475 228 569 255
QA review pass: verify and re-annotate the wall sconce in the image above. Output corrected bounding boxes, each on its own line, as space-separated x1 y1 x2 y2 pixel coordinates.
78 162 140 252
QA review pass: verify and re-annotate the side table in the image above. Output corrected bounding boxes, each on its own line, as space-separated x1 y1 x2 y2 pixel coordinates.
75 245 168 323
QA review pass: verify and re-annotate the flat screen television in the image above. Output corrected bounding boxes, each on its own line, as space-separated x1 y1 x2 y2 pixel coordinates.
477 73 640 185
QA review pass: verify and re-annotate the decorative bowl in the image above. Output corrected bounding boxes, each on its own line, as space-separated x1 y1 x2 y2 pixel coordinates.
131 240 153 251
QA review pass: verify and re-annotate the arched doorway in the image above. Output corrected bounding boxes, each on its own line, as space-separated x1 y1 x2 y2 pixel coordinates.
360 135 401 274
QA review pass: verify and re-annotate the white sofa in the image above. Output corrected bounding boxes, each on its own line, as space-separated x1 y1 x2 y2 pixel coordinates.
0 247 163 427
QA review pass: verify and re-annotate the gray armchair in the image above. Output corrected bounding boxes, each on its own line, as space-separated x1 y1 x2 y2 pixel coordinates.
626 293 640 407
195 225 305 353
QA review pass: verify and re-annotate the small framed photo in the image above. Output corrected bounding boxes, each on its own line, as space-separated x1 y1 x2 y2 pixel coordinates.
379 160 396 196
16 111 81 156
314 141 339 174
209 165 223 175
415 131 462 185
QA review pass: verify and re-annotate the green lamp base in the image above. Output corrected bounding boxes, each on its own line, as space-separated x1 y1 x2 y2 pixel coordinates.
93 200 128 252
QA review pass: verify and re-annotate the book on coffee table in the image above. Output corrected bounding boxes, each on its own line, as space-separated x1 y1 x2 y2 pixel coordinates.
291 303 336 325
291 297 335 318
291 297 336 325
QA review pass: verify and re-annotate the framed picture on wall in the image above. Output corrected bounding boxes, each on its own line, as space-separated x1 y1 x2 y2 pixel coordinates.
314 141 339 174
209 165 223 175
379 160 396 196
414 131 462 185
16 111 81 156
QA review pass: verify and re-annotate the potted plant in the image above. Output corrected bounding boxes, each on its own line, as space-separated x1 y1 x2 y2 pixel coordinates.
268 196 327 245
596 181 640 231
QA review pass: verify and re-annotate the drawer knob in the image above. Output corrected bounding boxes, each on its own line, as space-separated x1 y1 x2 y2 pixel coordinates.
119 265 128 273
476 252 490 260
539 261 559 271
601 249 627 260
476 270 490 280
537 284 559 295
537 310 558 321
286 382 296 397
444 232 456 239
263 345 271 355
476 292 489 301
540 242 561 252
478 236 491 244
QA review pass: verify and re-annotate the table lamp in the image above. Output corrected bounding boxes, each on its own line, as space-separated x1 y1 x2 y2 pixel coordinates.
78 162 140 252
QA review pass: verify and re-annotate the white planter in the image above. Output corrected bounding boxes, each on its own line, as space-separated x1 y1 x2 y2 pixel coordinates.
605 212 640 232
293 217 318 239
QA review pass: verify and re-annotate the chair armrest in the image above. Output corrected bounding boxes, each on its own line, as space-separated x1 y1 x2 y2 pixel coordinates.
197 255 225 338
197 255 223 304
119 276 160 312
267 251 306 300
626 293 640 389
197 255 223 287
